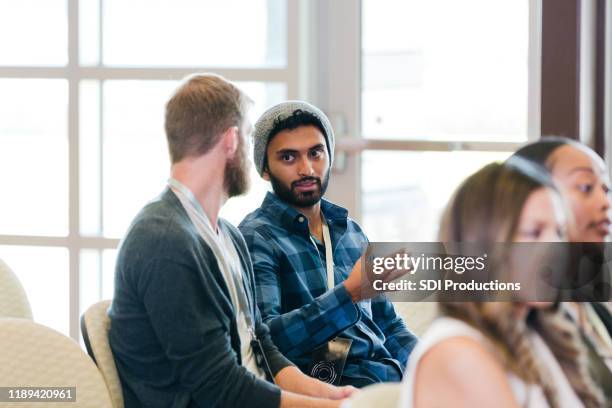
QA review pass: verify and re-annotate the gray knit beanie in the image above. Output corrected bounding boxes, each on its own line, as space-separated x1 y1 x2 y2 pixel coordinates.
252 100 335 176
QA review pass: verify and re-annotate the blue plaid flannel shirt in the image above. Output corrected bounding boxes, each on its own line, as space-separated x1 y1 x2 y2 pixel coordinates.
239 192 418 385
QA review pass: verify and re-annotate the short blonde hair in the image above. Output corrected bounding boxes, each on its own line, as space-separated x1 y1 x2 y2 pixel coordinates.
165 73 251 163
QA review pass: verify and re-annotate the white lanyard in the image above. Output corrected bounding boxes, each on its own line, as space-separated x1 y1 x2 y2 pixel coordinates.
311 215 335 290
168 178 212 228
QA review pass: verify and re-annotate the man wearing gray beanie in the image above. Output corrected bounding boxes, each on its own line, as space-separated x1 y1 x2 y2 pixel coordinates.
239 101 417 387
109 75 361 408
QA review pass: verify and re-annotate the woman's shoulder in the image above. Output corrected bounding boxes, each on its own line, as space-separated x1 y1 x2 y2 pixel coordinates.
417 316 487 348
404 316 492 379
416 317 499 372
399 317 522 408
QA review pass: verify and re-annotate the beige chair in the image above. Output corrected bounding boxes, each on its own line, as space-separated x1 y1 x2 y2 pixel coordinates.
0 318 112 407
393 301 437 337
81 300 124 408
0 258 33 319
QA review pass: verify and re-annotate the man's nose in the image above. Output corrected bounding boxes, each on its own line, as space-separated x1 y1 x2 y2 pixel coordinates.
596 184 611 212
297 156 314 176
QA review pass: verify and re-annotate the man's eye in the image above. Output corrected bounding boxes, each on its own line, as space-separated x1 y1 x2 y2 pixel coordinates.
281 154 294 162
577 184 594 194
309 149 323 158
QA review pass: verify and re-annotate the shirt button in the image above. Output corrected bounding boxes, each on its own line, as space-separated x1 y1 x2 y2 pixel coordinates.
298 216 304 222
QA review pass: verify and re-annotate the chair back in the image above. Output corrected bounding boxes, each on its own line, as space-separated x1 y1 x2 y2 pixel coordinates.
393 301 437 337
81 300 124 408
0 258 33 319
0 318 113 407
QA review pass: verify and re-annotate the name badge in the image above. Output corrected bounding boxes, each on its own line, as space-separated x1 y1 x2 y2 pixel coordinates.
307 337 352 384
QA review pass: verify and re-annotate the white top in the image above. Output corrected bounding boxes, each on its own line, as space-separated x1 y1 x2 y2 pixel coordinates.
398 317 582 408
170 183 265 379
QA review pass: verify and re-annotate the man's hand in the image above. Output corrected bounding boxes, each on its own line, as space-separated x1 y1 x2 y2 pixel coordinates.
343 248 411 302
275 366 358 407
320 383 358 400
275 366 358 399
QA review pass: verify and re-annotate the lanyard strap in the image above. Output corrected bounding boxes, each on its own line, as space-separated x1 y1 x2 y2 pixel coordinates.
168 178 211 227
321 217 335 290
309 214 334 290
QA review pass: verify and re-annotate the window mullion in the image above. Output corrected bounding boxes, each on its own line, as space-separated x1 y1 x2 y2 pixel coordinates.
68 0 80 341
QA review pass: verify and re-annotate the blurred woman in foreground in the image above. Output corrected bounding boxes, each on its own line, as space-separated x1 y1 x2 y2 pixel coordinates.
513 137 612 398
399 160 603 407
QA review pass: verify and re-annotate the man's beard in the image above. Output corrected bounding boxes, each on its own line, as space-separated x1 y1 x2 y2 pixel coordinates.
269 170 330 208
224 137 250 198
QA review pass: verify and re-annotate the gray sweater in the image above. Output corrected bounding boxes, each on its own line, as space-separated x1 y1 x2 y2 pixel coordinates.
109 188 293 407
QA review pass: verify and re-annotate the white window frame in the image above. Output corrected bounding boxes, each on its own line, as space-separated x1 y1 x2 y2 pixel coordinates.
0 0 305 340
313 0 542 221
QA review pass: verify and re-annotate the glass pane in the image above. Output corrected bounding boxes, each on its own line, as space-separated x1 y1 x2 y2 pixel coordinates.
102 0 287 67
79 0 101 66
102 249 117 299
101 80 175 238
80 248 116 318
80 249 102 315
0 246 70 335
91 80 286 238
362 0 528 141
80 80 102 236
0 0 68 66
362 151 510 241
0 79 68 236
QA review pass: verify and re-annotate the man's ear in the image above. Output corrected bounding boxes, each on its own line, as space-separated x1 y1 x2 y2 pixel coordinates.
261 151 271 181
222 126 239 158
262 166 270 181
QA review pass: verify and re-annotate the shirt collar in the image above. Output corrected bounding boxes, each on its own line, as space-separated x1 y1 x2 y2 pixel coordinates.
260 191 348 233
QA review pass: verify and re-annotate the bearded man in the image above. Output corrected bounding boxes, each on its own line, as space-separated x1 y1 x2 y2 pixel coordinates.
239 101 417 388
108 76 355 408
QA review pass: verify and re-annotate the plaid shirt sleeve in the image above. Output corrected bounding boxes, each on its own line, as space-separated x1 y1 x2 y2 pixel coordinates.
243 229 361 359
371 296 418 369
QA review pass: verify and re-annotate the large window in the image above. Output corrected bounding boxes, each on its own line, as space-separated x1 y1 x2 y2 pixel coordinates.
4 0 602 340
0 0 294 339
360 0 531 241
361 151 510 241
